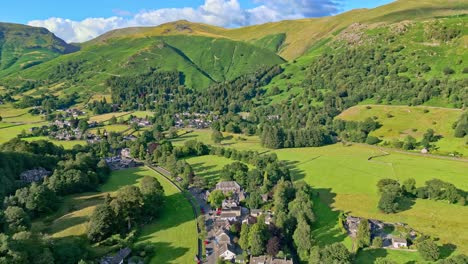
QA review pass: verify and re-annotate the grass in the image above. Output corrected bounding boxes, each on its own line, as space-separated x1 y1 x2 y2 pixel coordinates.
0 122 48 143
32 167 198 264
355 248 424 264
172 129 266 151
88 112 132 122
88 124 130 134
337 105 467 155
185 155 245 186
22 136 86 149
273 144 468 255
173 130 468 257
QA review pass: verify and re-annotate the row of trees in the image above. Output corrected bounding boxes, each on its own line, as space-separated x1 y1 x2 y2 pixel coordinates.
377 178 466 214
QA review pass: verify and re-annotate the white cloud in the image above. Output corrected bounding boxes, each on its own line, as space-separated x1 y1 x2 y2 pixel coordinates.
28 0 341 43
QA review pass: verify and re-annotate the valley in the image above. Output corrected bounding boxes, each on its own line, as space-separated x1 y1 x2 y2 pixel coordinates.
0 1 467 264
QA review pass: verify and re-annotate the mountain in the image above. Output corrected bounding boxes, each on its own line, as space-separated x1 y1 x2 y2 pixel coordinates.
89 0 468 60
0 23 78 78
0 35 284 98
0 0 466 102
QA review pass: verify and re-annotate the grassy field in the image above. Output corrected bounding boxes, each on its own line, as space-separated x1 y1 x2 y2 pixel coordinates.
185 155 247 187
88 112 132 122
172 129 266 151
0 123 48 143
32 167 198 264
337 105 467 156
22 136 86 149
173 130 468 260
88 124 130 134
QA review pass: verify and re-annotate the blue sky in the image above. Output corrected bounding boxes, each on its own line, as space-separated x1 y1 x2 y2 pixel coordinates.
1 0 394 42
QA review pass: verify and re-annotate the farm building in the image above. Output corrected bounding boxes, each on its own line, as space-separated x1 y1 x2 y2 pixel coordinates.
100 247 131 264
20 168 51 183
392 237 407 248
250 256 293 264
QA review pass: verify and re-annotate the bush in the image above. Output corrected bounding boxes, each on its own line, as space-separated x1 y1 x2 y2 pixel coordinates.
372 237 383 248
366 136 381 145
443 67 455 75
417 240 440 261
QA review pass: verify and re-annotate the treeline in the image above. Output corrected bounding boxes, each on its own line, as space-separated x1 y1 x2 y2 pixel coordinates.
333 117 382 145
377 178 466 214
17 93 78 114
260 125 332 149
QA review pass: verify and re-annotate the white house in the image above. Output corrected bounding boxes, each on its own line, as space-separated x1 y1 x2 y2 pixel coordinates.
392 237 407 248
218 244 236 261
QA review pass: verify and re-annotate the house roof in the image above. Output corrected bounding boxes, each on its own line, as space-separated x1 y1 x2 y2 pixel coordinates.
216 181 241 190
392 237 407 243
250 256 293 264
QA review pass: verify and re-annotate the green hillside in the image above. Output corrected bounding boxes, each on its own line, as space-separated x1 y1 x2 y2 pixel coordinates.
337 105 468 155
1 35 284 97
89 0 468 60
264 14 468 107
0 23 77 77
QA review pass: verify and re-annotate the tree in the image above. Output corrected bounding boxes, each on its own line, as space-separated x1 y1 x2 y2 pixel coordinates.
239 224 250 250
372 237 383 248
374 258 397 264
293 219 313 260
111 186 144 230
417 239 440 261
249 223 268 256
378 191 399 213
208 190 225 208
109 116 117 125
356 219 371 249
402 135 417 150
247 191 263 209
211 130 224 144
402 178 416 196
320 243 351 264
140 176 165 218
266 236 281 257
4 206 30 233
87 197 116 242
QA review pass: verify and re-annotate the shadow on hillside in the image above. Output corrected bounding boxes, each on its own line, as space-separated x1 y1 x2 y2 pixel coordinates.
49 215 89 235
139 191 195 239
355 248 388 264
440 243 457 259
143 242 190 264
100 169 145 192
311 188 348 246
282 160 305 181
397 196 416 212
171 134 198 143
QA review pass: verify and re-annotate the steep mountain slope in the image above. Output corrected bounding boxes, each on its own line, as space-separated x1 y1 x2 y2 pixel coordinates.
89 0 468 60
0 23 77 77
1 35 284 97
264 14 467 108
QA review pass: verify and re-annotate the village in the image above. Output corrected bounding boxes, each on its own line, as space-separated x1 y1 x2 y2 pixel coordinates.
191 180 293 264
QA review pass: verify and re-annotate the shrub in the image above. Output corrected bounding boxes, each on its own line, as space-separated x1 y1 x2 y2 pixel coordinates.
417 240 440 261
443 67 455 75
372 237 383 248
366 136 381 145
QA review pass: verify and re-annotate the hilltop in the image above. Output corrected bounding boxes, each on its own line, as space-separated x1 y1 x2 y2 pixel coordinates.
89 0 468 60
0 22 78 77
